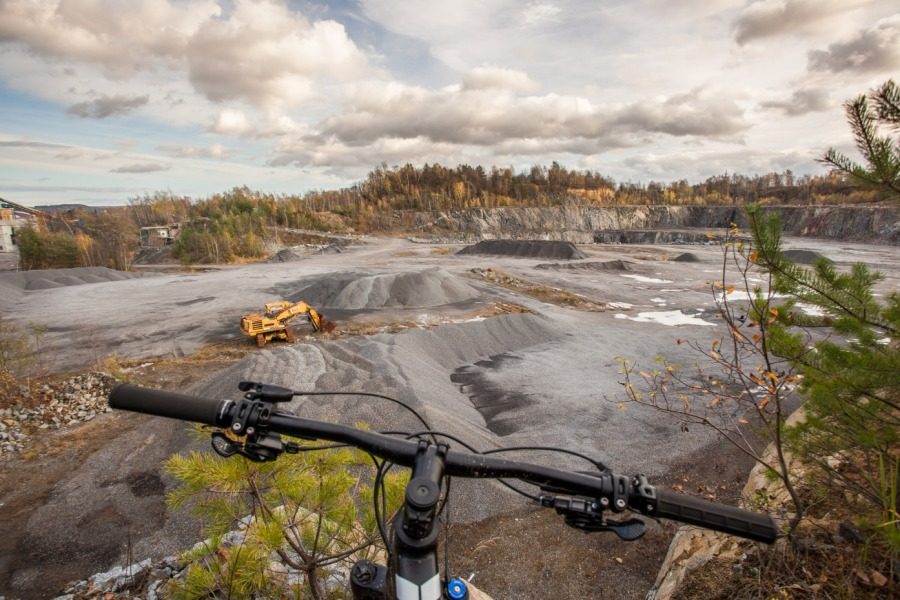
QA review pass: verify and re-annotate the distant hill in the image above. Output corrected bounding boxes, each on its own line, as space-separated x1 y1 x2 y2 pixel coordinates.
35 204 111 212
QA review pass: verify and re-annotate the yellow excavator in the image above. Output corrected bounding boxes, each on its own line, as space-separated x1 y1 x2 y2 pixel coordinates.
240 301 336 347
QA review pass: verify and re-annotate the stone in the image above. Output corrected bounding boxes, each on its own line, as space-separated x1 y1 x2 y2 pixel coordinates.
88 558 152 592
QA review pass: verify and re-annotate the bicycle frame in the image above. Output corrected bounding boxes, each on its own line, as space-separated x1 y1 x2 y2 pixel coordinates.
350 440 451 600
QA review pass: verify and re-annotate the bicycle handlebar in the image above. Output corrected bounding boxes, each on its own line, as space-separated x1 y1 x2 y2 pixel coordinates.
109 383 778 543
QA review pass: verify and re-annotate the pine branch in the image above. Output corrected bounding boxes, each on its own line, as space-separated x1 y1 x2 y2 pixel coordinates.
874 79 900 128
847 95 880 165
827 92 900 196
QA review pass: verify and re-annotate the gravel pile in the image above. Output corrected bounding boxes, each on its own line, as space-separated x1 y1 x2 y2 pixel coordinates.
0 267 150 291
0 372 117 459
457 239 586 259
268 248 306 262
286 267 483 310
317 244 344 254
269 244 346 263
535 259 632 271
673 252 701 262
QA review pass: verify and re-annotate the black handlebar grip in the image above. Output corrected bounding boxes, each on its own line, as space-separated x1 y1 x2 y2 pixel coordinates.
655 489 778 543
109 383 226 426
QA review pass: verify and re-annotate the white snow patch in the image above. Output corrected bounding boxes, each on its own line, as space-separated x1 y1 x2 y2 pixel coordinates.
609 302 633 309
661 288 688 292
615 310 715 327
650 297 666 304
621 274 673 284
796 303 826 317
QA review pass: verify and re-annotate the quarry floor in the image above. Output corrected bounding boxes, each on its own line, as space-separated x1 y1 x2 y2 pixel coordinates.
1 235 898 599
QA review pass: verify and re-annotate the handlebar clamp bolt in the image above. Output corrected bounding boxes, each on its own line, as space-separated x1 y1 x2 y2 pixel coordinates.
600 497 609 507
246 427 255 436
616 498 626 510
232 423 242 432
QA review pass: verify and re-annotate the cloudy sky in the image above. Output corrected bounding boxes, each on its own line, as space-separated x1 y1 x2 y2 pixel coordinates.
1 0 898 206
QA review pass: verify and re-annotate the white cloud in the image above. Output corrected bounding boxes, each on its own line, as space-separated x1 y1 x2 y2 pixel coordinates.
67 94 149 118
270 135 460 168
186 0 367 108
211 109 253 135
462 67 538 92
314 82 747 150
760 88 831 116
110 162 170 173
0 0 221 78
732 0 864 45
157 143 236 158
807 15 900 74
0 0 367 110
522 2 562 25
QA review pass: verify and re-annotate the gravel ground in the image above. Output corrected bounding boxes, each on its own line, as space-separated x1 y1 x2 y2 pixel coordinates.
1 235 897 599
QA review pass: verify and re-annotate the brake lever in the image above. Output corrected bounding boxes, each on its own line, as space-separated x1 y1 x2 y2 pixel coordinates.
210 430 294 462
540 493 646 541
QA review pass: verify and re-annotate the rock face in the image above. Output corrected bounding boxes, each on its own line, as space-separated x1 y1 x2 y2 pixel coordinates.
647 407 808 600
406 205 900 244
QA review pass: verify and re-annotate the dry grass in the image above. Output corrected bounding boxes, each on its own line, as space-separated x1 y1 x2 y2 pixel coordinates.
676 527 894 599
318 302 530 339
430 246 453 255
468 268 608 311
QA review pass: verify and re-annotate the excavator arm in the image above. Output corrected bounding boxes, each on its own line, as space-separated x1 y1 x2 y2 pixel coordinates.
272 302 333 333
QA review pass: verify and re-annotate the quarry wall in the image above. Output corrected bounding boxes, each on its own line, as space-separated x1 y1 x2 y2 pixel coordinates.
405 205 900 244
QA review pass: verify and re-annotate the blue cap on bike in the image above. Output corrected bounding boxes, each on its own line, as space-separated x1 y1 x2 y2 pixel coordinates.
446 577 469 600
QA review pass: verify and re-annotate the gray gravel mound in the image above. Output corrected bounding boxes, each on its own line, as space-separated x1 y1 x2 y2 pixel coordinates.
673 252 701 262
535 259 632 272
457 239 586 259
196 312 561 522
285 267 483 310
26 278 65 290
0 267 149 291
783 249 830 264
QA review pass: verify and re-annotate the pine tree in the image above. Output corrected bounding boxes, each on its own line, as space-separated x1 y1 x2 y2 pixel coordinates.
164 428 406 600
822 79 900 197
747 205 900 555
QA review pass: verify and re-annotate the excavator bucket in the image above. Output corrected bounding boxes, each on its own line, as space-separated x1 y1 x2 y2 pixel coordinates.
320 318 337 333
